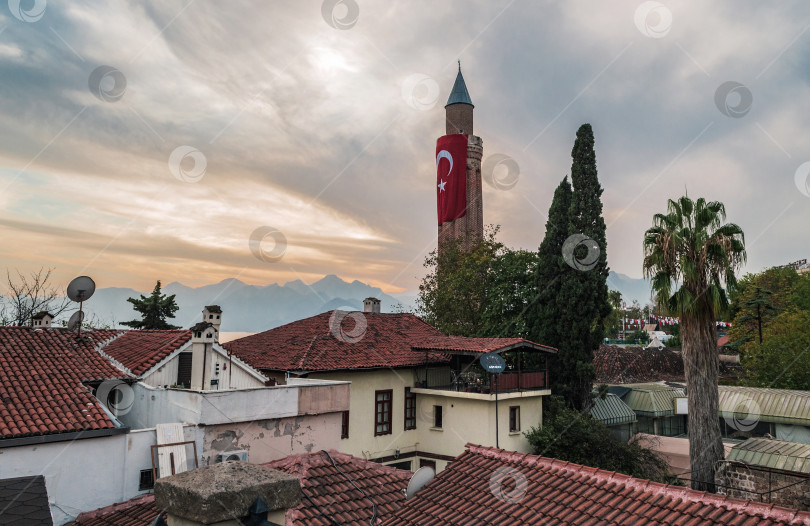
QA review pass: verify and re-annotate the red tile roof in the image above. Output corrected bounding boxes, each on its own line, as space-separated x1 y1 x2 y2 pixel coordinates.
411 336 556 355
0 327 131 440
101 330 191 375
225 312 451 372
67 494 163 526
385 444 810 525
265 450 410 525
594 344 686 384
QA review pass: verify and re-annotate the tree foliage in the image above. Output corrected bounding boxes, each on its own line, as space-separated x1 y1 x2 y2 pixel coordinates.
417 227 538 338
740 311 810 390
528 124 611 411
122 280 180 329
643 195 746 492
727 267 801 348
526 396 677 484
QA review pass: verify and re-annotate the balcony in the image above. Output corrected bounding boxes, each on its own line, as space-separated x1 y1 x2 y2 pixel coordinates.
417 367 548 394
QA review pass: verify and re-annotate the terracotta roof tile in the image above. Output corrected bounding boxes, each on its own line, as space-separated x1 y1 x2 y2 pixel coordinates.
383 444 810 526
265 450 411 525
225 312 451 372
66 493 163 526
100 330 191 375
411 336 556 354
0 327 130 440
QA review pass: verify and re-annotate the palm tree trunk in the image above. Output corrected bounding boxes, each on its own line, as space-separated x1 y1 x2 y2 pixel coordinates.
682 313 725 492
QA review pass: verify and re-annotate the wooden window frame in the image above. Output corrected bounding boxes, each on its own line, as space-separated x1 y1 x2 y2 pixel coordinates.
374 390 393 436
509 406 520 433
433 405 443 429
404 387 416 430
341 410 350 439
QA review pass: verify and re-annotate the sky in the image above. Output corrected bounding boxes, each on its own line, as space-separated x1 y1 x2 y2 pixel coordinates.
1 0 809 296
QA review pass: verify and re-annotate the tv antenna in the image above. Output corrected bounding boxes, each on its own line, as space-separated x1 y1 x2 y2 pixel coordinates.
66 276 96 336
404 466 435 499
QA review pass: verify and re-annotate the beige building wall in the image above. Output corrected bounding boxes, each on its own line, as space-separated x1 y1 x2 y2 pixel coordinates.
280 368 548 473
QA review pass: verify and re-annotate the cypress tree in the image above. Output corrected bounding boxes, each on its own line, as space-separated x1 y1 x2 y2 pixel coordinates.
530 177 572 349
555 123 611 410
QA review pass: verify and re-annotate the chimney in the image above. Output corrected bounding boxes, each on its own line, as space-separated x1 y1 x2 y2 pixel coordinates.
190 321 218 390
154 461 300 526
202 305 222 333
363 297 381 314
31 311 53 328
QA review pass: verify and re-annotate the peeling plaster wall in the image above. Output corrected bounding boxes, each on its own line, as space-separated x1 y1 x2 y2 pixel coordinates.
201 413 343 465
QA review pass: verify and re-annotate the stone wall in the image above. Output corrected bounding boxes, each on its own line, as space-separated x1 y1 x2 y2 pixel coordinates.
716 462 810 511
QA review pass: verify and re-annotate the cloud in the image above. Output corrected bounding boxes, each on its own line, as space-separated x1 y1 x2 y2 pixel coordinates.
0 0 808 295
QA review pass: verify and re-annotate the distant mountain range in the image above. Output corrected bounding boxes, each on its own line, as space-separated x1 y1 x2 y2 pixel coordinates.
75 271 651 333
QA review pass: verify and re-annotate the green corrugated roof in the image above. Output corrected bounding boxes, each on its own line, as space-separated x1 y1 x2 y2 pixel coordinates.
621 383 685 417
590 394 637 426
718 386 810 427
728 438 810 473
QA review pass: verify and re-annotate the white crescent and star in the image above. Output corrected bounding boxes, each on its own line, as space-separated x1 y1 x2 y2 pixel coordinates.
436 150 453 193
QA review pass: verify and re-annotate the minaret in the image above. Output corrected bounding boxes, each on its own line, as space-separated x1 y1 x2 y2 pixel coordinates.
438 62 484 254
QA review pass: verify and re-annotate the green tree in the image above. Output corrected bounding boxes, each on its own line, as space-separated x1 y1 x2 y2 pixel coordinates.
643 196 746 491
555 124 611 411
417 227 537 338
603 289 623 339
740 311 810 389
526 396 676 483
728 267 800 349
122 280 181 329
528 177 572 349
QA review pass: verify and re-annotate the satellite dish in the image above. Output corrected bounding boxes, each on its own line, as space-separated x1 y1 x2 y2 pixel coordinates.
67 311 84 330
67 276 96 302
480 352 507 374
404 466 435 499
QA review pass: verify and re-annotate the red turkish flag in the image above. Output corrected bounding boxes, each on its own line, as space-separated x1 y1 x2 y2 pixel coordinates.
436 134 468 225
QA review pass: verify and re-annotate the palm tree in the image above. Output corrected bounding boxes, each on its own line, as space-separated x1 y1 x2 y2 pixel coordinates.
643 196 746 491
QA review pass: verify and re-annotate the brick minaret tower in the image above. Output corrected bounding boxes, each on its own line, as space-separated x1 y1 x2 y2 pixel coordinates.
438 63 484 254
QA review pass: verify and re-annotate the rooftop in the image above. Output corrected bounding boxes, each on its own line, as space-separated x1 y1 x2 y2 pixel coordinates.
445 65 473 108
719 386 810 427
0 327 130 441
411 336 556 355
590 393 637 426
66 494 162 526
100 330 191 375
728 438 810 474
224 311 451 372
619 383 686 417
265 450 411 525
0 475 53 525
594 344 686 383
385 444 810 525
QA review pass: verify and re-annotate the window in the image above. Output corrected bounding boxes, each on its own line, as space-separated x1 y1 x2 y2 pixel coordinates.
139 469 154 490
375 390 393 436
341 410 350 439
388 460 412 471
433 405 443 429
404 387 416 430
176 352 193 388
509 406 520 433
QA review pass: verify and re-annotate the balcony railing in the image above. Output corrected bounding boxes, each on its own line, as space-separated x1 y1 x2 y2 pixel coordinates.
417 368 548 394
